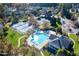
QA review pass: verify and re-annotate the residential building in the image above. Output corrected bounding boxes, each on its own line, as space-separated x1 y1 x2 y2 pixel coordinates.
48 35 73 54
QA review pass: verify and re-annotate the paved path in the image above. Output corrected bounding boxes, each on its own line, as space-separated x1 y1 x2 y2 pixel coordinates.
40 51 44 56
18 35 45 56
18 35 26 47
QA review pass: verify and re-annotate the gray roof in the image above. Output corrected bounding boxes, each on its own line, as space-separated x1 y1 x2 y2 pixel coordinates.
49 34 58 40
48 36 72 49
58 36 71 49
49 39 62 49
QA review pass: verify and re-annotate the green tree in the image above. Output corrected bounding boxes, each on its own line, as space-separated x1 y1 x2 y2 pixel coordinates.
38 20 52 30
56 49 71 56
31 46 36 56
0 4 5 17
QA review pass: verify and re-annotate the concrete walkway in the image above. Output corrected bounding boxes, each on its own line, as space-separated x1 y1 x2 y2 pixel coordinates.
40 51 44 56
18 35 26 47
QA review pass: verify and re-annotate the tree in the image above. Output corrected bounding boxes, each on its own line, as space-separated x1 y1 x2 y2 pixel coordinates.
7 43 13 55
59 4 73 19
30 19 37 26
0 4 5 18
56 27 62 35
71 14 77 21
0 40 9 56
76 32 79 43
38 20 52 30
22 15 29 22
26 29 34 38
0 29 4 39
0 19 4 39
22 48 29 56
31 46 36 56
56 49 71 56
43 20 52 28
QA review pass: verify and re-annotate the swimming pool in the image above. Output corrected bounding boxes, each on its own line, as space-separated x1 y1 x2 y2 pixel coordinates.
31 31 49 45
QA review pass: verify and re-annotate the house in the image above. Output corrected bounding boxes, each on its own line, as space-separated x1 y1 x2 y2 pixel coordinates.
47 35 73 54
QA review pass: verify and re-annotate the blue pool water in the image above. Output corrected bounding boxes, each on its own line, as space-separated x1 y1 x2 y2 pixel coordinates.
31 31 49 45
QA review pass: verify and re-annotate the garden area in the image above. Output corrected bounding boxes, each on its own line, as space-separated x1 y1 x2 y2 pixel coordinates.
6 28 23 48
69 34 79 55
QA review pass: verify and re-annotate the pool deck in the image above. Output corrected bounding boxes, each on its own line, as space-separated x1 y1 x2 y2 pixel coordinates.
27 30 49 50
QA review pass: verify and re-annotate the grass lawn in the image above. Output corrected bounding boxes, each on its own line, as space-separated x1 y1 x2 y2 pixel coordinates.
69 34 79 55
25 47 41 56
20 37 25 48
6 28 22 48
42 49 52 56
6 28 42 56
42 46 53 56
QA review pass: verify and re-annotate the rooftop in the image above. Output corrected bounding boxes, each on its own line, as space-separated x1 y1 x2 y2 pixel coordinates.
11 22 33 34
48 35 72 49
